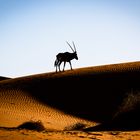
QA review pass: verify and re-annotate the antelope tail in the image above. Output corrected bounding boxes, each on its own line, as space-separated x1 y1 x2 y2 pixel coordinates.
54 59 58 67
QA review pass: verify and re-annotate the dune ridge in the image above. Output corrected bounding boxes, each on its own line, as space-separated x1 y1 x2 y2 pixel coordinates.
0 76 10 81
0 61 140 131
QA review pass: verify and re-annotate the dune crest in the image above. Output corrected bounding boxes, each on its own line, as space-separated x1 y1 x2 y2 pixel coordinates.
0 61 140 131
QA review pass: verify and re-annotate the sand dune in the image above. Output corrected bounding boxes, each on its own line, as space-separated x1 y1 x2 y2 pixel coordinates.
0 76 10 81
0 61 140 133
0 83 94 130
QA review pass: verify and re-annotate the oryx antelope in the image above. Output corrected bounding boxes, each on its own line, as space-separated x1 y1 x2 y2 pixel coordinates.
54 41 78 72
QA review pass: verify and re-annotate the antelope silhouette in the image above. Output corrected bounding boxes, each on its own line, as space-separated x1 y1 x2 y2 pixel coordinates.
54 41 78 72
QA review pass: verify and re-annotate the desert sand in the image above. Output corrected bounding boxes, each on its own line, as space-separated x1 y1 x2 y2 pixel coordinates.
0 128 140 140
0 61 140 140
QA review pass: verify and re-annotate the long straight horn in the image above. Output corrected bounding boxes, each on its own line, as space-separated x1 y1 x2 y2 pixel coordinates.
72 41 76 52
66 41 74 52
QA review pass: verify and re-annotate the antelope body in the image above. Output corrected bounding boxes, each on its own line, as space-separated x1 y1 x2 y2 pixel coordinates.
54 41 78 72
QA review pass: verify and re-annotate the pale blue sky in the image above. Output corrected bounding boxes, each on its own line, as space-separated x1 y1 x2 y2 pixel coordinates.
0 0 140 78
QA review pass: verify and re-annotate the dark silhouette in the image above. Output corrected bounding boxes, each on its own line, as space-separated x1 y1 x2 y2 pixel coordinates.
17 120 45 132
54 41 78 72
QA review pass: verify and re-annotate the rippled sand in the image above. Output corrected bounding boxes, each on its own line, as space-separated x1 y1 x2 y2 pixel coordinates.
0 61 140 139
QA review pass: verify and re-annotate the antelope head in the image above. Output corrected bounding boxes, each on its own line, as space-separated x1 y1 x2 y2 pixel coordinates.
66 41 78 60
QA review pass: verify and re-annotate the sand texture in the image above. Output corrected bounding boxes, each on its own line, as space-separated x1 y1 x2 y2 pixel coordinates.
0 61 140 139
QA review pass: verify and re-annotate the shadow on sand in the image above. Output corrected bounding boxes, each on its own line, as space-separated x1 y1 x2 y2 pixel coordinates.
17 68 140 131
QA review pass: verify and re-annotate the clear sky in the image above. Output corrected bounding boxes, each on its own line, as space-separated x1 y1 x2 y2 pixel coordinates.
0 0 140 78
